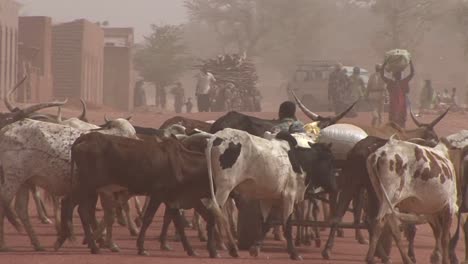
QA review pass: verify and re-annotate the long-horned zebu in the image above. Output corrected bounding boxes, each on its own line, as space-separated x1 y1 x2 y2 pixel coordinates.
366 135 458 264
203 128 337 260
292 89 451 262
63 132 238 258
0 107 138 251
210 95 356 249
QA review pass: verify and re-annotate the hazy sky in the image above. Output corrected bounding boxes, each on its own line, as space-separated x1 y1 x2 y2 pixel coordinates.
17 0 188 41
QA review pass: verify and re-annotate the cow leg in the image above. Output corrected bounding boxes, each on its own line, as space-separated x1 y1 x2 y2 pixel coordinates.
353 191 368 244
54 195 77 250
159 206 173 251
225 198 238 239
285 214 302 260
366 218 385 264
249 216 273 257
77 192 100 254
169 207 198 256
52 196 62 235
194 202 219 258
120 196 139 236
100 193 120 252
137 196 161 256
134 196 143 218
193 211 207 241
115 205 127 227
440 208 452 264
405 224 417 263
294 202 303 246
30 185 52 224
311 198 321 247
388 216 414 264
463 216 468 264
323 185 355 259
15 184 44 251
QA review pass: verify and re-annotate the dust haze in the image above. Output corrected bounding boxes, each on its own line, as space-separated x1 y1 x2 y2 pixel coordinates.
18 0 468 111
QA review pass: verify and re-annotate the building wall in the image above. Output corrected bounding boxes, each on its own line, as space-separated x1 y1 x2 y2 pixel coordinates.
52 19 104 104
103 27 134 110
18 16 53 102
104 47 134 110
0 0 19 99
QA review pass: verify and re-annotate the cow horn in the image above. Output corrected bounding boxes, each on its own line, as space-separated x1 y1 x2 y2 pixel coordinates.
16 99 68 119
289 89 321 121
330 100 358 124
57 107 63 123
104 115 110 123
126 116 132 121
78 99 87 121
409 108 422 127
5 76 27 112
429 107 450 128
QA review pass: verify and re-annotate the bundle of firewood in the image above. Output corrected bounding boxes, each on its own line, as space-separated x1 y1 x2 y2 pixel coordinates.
194 53 258 93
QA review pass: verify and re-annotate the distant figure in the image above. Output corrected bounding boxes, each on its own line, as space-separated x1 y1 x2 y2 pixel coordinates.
419 80 434 113
195 67 216 112
328 63 350 114
185 97 193 113
450 87 458 108
252 87 262 112
366 64 386 127
170 82 185 113
134 80 146 107
347 66 365 117
156 85 167 109
441 88 451 104
380 59 415 128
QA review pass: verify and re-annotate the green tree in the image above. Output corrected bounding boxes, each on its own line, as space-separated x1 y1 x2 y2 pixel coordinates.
134 24 190 90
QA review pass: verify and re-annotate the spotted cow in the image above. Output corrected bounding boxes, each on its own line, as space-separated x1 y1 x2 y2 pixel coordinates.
203 128 337 260
366 136 458 264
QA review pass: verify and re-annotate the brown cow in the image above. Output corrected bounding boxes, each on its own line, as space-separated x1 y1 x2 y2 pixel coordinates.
61 132 238 258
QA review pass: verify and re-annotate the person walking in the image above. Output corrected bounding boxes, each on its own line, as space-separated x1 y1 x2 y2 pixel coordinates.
170 82 185 113
195 67 216 112
366 64 387 126
380 59 415 128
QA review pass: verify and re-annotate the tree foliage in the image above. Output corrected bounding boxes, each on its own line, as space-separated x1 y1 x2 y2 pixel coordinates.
134 24 190 87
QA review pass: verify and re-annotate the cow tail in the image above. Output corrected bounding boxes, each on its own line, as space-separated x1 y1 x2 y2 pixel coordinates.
204 136 221 212
370 157 398 220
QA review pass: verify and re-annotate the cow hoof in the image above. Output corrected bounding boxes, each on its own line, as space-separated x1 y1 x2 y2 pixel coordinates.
430 252 441 264
209 252 221 258
229 246 239 258
314 239 321 248
0 246 12 252
321 249 331 259
134 217 142 228
337 229 344 237
217 243 227 251
357 236 369 245
290 253 303 261
130 229 139 237
109 243 120 253
249 246 260 257
198 235 207 242
274 233 285 241
383 259 393 264
40 218 53 225
187 250 198 257
138 250 150 256
34 245 46 252
160 243 172 251
91 247 101 254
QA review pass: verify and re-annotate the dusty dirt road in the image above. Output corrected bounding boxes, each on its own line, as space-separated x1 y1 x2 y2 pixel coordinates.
0 106 466 264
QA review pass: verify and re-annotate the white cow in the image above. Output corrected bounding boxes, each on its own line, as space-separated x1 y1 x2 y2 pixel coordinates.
203 128 336 260
0 117 138 252
366 136 458 264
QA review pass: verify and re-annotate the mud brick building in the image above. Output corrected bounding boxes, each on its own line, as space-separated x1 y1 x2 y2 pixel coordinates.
52 19 104 105
18 16 53 102
103 27 135 110
0 0 19 99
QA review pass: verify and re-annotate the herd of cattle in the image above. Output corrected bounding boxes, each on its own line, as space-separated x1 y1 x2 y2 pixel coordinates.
1 78 468 264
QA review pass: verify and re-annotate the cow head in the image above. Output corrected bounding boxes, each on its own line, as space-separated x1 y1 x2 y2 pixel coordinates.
289 89 357 129
408 107 450 146
94 115 138 139
2 76 68 128
276 131 337 192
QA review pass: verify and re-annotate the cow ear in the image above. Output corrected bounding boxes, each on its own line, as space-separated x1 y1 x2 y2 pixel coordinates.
126 116 133 121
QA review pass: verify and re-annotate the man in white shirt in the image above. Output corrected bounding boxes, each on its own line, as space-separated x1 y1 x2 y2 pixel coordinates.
195 67 216 112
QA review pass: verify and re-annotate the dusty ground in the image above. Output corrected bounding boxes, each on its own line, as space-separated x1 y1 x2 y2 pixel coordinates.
0 105 467 264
